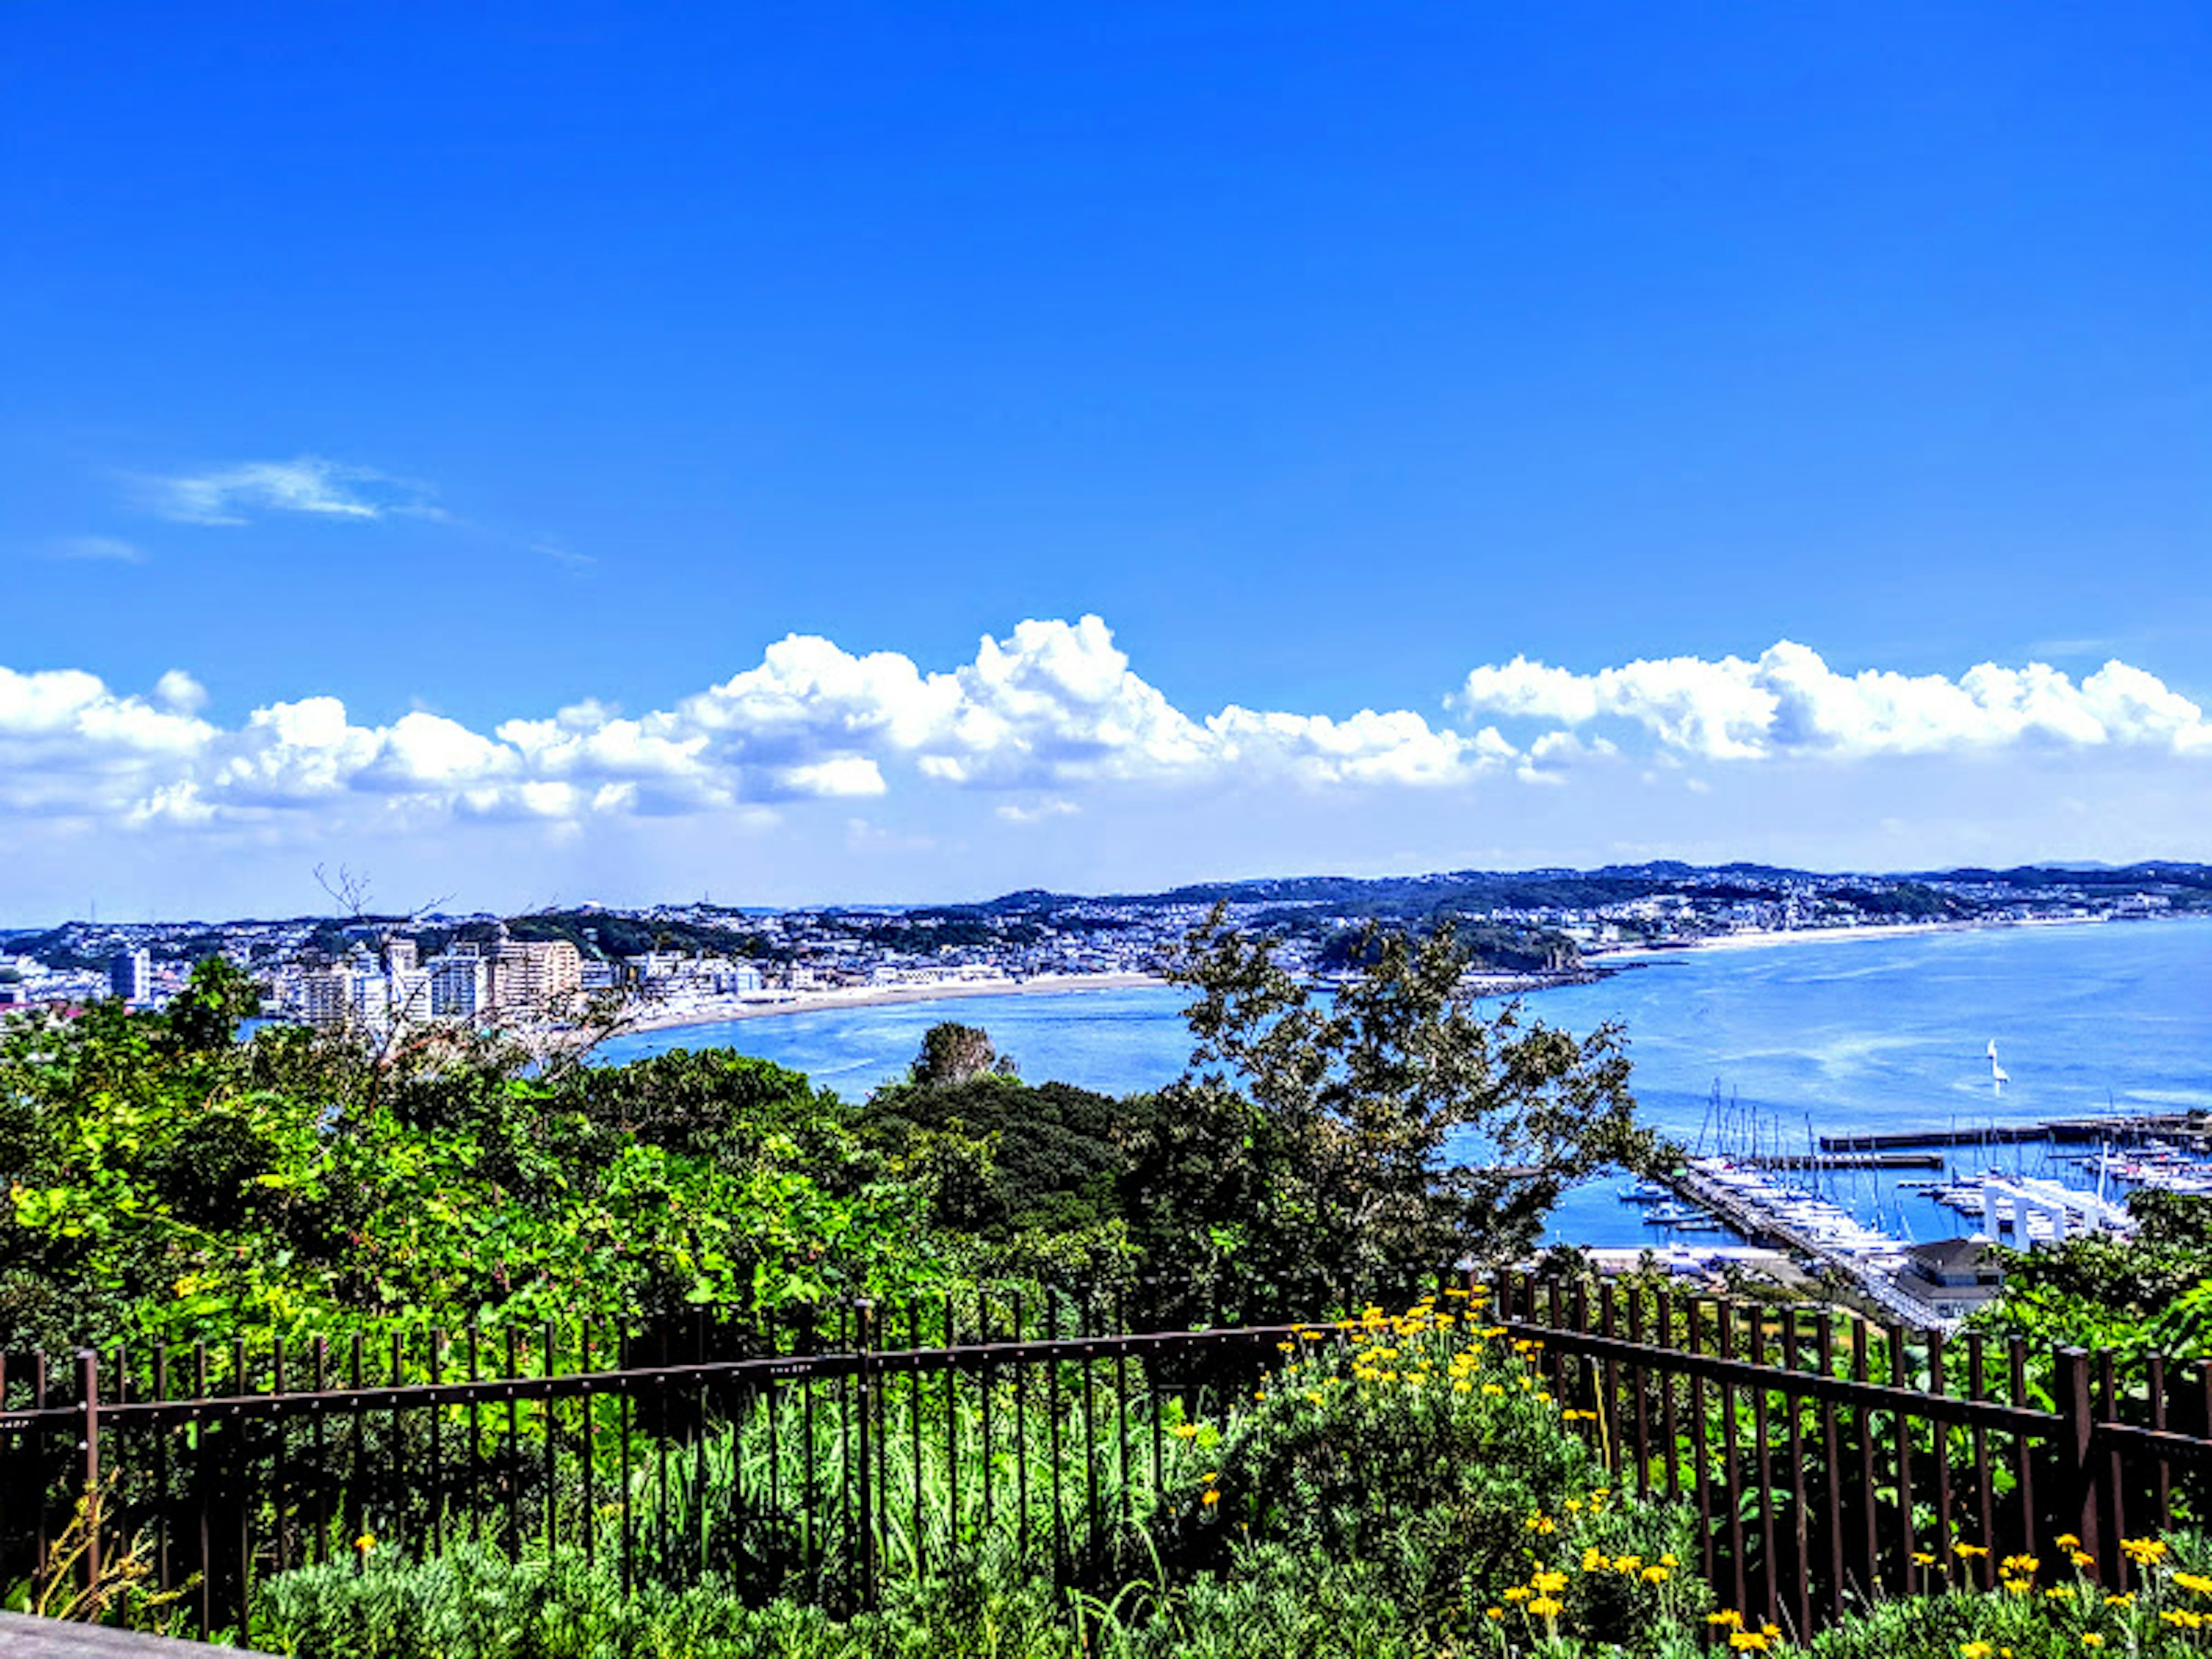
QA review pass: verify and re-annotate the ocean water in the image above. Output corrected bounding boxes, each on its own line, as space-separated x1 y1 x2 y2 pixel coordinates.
596 918 2212 1251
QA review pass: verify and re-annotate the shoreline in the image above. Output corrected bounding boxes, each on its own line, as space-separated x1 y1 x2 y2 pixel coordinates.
594 911 2177 1043
1588 911 2120 963
606 971 1171 1039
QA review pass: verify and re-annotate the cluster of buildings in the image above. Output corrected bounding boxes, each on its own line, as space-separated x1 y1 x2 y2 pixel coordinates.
274 933 585 1031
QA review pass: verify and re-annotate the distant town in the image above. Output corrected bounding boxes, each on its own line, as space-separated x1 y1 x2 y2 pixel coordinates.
4 859 2206 1033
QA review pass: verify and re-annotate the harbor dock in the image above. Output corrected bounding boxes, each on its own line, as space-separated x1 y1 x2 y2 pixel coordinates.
1820 1113 2207 1152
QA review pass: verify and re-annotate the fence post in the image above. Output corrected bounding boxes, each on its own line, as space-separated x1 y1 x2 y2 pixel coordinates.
854 1300 876 1609
76 1349 101 1590
2056 1347 2101 1575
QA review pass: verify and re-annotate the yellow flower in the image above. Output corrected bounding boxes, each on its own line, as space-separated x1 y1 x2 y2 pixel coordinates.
1613 1555 1643 1574
2056 1533 2082 1551
1708 1611 1744 1628
2175 1571 2212 1596
1484 1607 1504 1620
2122 1537 2168 1565
354 1532 376 1552
2070 1551 2096 1571
1170 1423 1199 1440
1200 1489 1220 1508
2105 1593 2134 1607
1528 1596 1565 1619
2080 1636 2103 1650
1727 1633 1769 1652
1913 1551 1937 1567
2002 1554 2039 1575
1641 1566 1671 1585
1660 1554 1679 1569
1503 1586 1532 1603
1960 1644 1994 1658
1954 1543 1990 1560
1531 1571 1567 1594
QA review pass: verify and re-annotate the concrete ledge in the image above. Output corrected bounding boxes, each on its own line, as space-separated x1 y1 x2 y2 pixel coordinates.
0 1613 275 1656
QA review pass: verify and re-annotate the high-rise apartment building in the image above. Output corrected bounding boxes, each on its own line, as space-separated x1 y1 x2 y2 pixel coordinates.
430 953 490 1018
490 939 582 1014
108 948 151 1005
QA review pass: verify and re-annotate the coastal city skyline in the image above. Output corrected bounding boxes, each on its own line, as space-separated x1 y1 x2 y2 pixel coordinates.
6 5 2206 916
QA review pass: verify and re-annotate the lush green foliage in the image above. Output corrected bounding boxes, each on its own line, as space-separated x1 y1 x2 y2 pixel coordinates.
1977 1190 2212 1361
0 960 944 1351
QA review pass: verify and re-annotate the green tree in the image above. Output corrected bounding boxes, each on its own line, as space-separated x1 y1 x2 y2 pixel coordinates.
1119 910 1654 1320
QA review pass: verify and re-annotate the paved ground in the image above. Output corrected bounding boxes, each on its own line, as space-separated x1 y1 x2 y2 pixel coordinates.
0 1613 273 1656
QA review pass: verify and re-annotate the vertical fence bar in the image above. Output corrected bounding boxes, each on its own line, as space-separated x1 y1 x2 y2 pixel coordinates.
1751 1309 1778 1629
194 1346 210 1633
854 1301 875 1609
1816 1316 1843 1623
1659 1289 1681 1502
2008 1338 2035 1566
1688 1300 1714 1590
1851 1319 1877 1603
1047 1290 1067 1589
2147 1353 2171 1532
980 1291 995 1536
1717 1302 1747 1616
2058 1348 2100 1579
1080 1288 1100 1567
2098 1351 2125 1561
1968 1334 1995 1586
1115 1286 1132 1528
1014 1294 1030 1562
149 1346 170 1594
1928 1328 1953 1593
623 1329 638 1600
1781 1309 1810 1641
75 1351 100 1594
945 1298 959 1565
1886 1323 1915 1596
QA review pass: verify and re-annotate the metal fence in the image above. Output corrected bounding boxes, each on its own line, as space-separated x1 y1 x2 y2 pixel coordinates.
0 1291 1291 1642
1491 1271 2212 1634
9 1275 2212 1645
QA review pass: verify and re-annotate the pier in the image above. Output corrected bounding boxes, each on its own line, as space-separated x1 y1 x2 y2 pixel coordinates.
1747 1152 1943 1170
1820 1112 2207 1152
1648 1162 1952 1327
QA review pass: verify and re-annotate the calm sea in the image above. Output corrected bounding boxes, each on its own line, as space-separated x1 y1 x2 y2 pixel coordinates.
596 918 2212 1251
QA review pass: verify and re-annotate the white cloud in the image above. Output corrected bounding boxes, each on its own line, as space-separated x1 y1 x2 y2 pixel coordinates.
2 628 2206 862
140 456 443 527
1456 641 2212 761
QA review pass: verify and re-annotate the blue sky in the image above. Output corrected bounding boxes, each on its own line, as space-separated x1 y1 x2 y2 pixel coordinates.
3 3 2207 920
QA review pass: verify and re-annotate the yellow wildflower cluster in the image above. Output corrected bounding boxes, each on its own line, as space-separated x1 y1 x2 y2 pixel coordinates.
1707 1609 1783 1652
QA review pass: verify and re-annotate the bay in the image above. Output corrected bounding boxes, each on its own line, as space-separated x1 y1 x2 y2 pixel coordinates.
596 917 2212 1251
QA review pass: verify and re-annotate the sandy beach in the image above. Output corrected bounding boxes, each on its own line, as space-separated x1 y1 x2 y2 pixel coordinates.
1589 912 2113 961
611 971 1171 1037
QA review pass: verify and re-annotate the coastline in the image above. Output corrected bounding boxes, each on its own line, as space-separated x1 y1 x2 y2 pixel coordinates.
594 911 2173 1043
607 971 1171 1038
1588 912 2118 963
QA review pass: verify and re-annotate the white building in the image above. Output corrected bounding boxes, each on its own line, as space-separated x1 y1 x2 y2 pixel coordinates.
109 948 151 1005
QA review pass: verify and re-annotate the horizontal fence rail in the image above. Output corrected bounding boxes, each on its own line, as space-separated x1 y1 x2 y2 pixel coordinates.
1490 1271 2212 1637
7 1275 2212 1644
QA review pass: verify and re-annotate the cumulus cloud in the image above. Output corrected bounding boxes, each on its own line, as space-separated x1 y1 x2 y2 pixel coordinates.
1456 641 2212 761
140 456 444 527
2 626 2205 848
